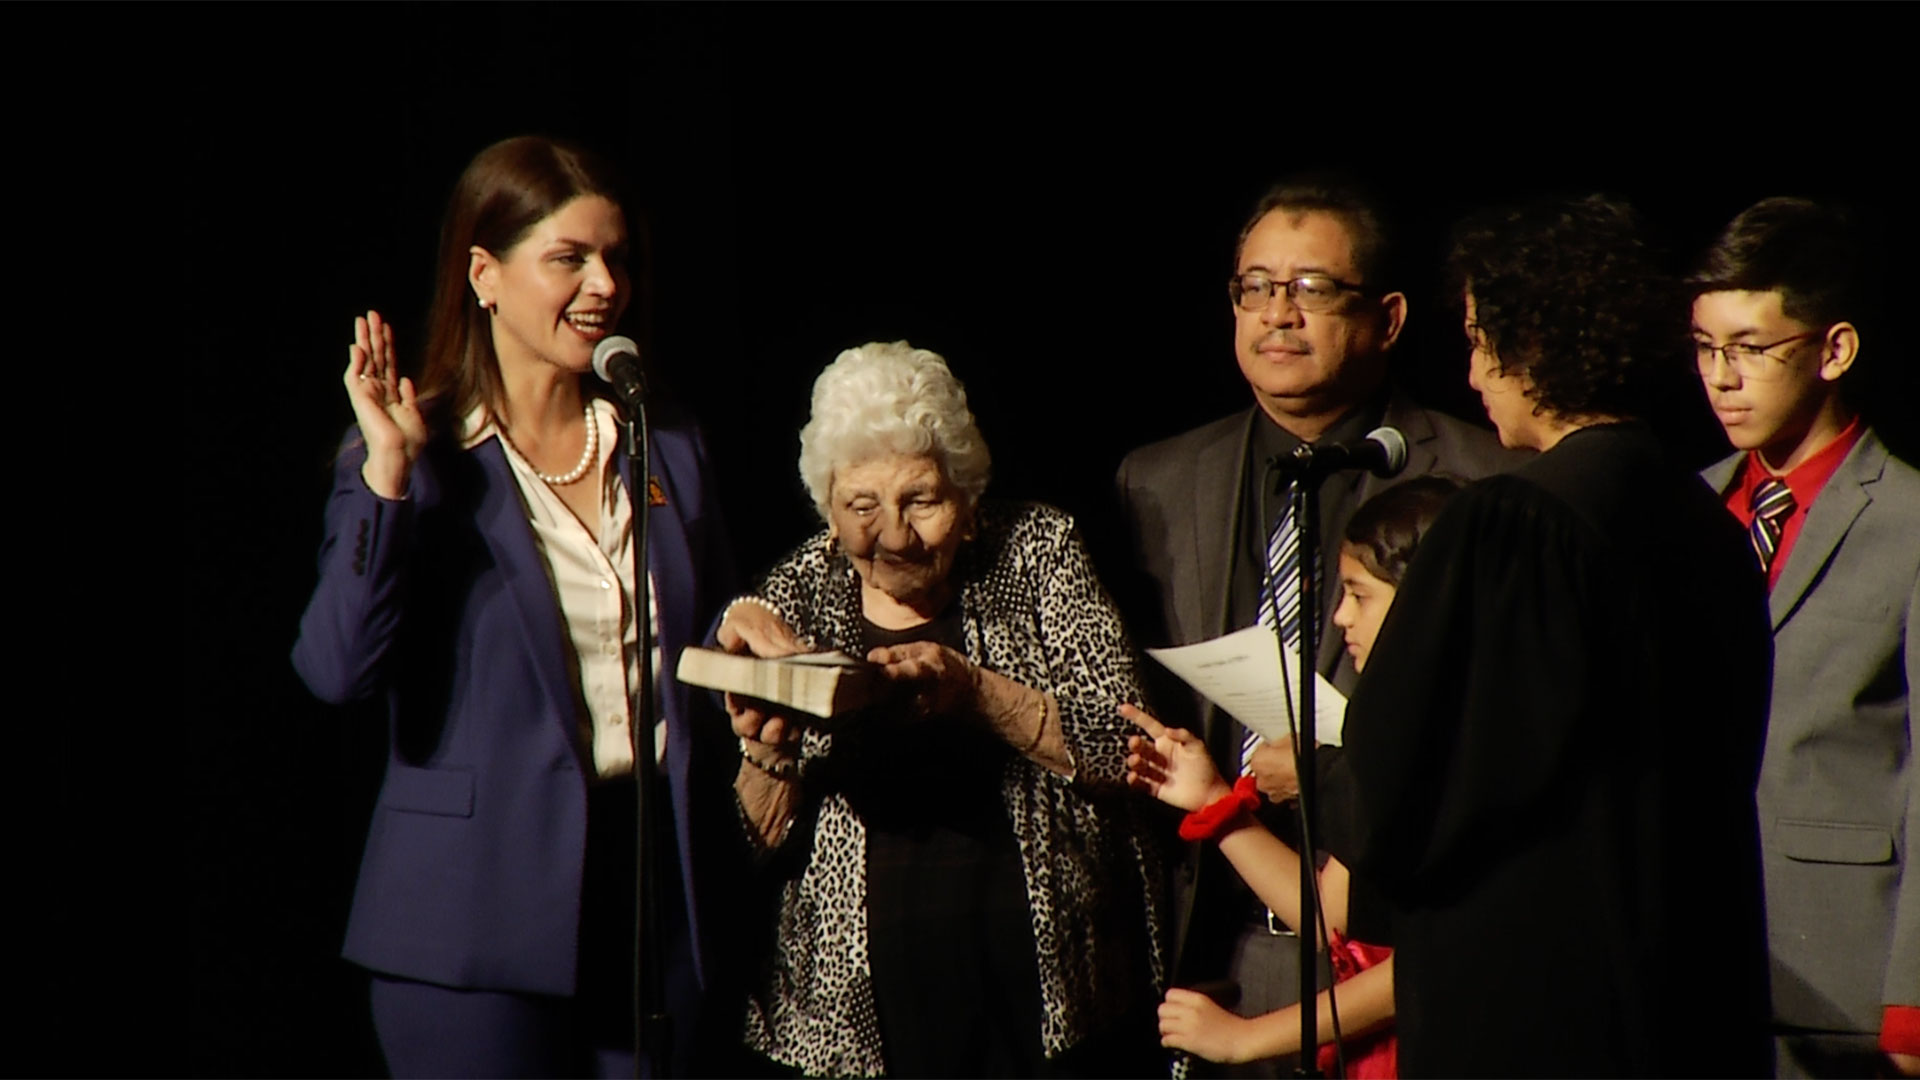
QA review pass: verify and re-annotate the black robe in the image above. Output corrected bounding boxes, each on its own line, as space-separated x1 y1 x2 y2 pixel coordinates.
1329 423 1773 1078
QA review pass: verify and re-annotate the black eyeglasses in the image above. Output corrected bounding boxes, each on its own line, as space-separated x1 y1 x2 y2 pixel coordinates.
1228 272 1369 314
1693 330 1823 382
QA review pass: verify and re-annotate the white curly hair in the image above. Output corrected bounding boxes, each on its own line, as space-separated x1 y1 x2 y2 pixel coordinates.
797 340 992 521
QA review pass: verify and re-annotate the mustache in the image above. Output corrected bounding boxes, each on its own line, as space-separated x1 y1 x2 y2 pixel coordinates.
1258 331 1311 353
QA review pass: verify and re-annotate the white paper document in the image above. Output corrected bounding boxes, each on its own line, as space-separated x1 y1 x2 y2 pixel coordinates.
1145 624 1347 746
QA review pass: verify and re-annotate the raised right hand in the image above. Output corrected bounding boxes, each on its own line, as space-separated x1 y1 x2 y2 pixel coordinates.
345 310 427 499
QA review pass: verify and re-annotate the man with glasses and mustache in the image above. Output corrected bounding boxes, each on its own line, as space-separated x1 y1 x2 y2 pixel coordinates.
1114 178 1519 1075
1692 198 1920 1078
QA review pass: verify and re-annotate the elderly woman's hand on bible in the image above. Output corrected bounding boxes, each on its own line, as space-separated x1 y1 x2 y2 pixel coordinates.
726 691 800 751
719 598 809 771
868 640 976 717
718 597 809 659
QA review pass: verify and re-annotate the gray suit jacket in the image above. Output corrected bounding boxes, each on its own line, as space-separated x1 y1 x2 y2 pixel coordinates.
1115 393 1522 975
1703 426 1920 1036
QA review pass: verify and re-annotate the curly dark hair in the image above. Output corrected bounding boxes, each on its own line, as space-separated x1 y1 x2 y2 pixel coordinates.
1343 475 1464 587
1448 195 1683 422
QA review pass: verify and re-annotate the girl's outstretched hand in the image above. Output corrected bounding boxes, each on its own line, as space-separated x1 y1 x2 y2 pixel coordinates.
1122 703 1232 812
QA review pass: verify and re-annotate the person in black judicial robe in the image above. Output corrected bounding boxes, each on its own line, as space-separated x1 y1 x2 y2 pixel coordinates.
1325 196 1773 1077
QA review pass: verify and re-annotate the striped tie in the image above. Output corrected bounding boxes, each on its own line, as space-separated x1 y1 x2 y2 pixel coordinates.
1243 490 1303 775
1749 478 1795 576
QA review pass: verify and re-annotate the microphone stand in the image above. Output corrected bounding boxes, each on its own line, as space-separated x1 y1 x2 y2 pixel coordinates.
618 394 673 1078
1268 444 1331 1078
1263 430 1401 1078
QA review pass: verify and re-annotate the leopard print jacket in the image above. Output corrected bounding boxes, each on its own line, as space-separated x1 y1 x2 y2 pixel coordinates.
739 500 1169 1076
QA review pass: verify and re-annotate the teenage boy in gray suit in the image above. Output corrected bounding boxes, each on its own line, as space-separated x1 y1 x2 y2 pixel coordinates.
1691 197 1920 1078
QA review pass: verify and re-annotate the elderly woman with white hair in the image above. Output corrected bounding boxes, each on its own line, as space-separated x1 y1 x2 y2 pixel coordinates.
717 341 1167 1077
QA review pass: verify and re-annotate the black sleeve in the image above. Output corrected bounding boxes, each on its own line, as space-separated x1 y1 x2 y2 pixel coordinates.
1339 477 1608 893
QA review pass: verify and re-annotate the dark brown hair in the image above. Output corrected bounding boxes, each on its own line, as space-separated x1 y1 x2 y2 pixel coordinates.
1342 474 1464 586
419 136 628 424
1688 197 1873 336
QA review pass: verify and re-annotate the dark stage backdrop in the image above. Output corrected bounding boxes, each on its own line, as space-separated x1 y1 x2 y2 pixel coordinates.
170 6 1915 1077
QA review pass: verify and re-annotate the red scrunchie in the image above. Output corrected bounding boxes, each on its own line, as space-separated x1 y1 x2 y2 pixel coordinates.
1882 1005 1920 1057
1179 775 1263 841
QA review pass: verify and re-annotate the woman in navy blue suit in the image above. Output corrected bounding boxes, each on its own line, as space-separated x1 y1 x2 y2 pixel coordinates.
292 136 738 1078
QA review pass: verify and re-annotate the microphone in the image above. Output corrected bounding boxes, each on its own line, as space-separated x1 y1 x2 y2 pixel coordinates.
1280 426 1409 480
592 335 645 403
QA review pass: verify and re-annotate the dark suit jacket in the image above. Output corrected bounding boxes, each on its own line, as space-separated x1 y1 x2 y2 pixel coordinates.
291 413 737 1007
1116 395 1524 696
1114 392 1522 975
1703 426 1920 1039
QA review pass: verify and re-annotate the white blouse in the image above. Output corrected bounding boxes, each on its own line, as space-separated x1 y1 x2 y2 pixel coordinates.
462 398 663 779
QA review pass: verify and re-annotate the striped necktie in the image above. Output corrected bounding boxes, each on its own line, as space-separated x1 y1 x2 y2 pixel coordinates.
1749 478 1795 576
1243 489 1303 775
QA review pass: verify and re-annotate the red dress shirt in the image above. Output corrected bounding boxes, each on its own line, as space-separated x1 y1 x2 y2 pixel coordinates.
1722 416 1864 591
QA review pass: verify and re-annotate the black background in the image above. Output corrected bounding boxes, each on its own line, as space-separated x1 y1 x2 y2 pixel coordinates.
146 5 1920 1076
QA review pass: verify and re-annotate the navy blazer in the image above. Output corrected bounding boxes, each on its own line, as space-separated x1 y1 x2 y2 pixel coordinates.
292 409 737 999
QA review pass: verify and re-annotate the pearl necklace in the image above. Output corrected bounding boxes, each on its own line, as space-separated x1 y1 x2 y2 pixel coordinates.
503 404 598 485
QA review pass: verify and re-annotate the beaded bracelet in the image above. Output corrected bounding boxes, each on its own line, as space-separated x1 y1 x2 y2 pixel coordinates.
1178 775 1263 842
739 736 801 781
